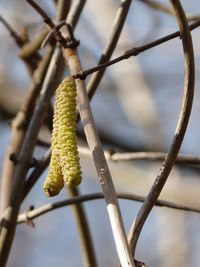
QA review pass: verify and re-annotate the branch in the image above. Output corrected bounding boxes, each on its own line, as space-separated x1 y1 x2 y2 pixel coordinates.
66 0 87 29
55 0 71 22
127 0 195 257
18 27 49 60
72 19 200 80
17 192 200 224
67 187 98 267
63 27 136 267
86 0 132 100
0 14 40 75
78 146 200 165
27 0 55 29
19 1 70 58
0 14 26 46
74 9 134 259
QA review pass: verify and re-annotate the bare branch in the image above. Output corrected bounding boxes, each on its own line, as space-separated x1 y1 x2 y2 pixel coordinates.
55 0 71 22
27 0 55 29
0 14 41 74
66 0 86 29
19 27 49 60
72 19 200 80
17 192 200 224
109 152 200 165
67 187 98 267
61 25 136 267
23 148 51 200
87 0 132 100
61 3 99 264
0 14 26 46
78 146 200 165
127 0 195 257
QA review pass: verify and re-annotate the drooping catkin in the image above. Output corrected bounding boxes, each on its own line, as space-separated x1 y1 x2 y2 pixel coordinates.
43 87 64 197
43 77 82 197
58 78 82 187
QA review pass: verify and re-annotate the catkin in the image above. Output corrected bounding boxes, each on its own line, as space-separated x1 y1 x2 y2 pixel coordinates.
43 87 64 197
58 78 82 187
43 77 82 197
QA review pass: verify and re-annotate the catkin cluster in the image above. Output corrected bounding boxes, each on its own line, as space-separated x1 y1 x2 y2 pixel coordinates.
43 77 82 197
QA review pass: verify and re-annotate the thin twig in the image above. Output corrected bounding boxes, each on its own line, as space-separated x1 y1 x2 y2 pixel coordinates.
19 27 49 59
33 139 200 166
63 3 100 266
127 0 195 257
65 0 86 30
0 14 40 75
78 146 200 165
67 187 98 267
17 192 200 224
61 22 136 267
0 14 27 46
72 19 200 80
86 0 132 100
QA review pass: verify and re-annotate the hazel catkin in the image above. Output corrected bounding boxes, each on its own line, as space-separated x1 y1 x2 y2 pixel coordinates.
57 78 82 187
43 86 64 197
43 77 82 197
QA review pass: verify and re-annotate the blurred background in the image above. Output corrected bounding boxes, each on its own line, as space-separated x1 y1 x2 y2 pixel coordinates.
0 0 200 266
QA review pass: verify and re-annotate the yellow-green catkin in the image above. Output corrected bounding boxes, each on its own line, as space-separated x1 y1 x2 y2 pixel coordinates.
43 88 64 197
43 77 82 197
57 78 82 187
